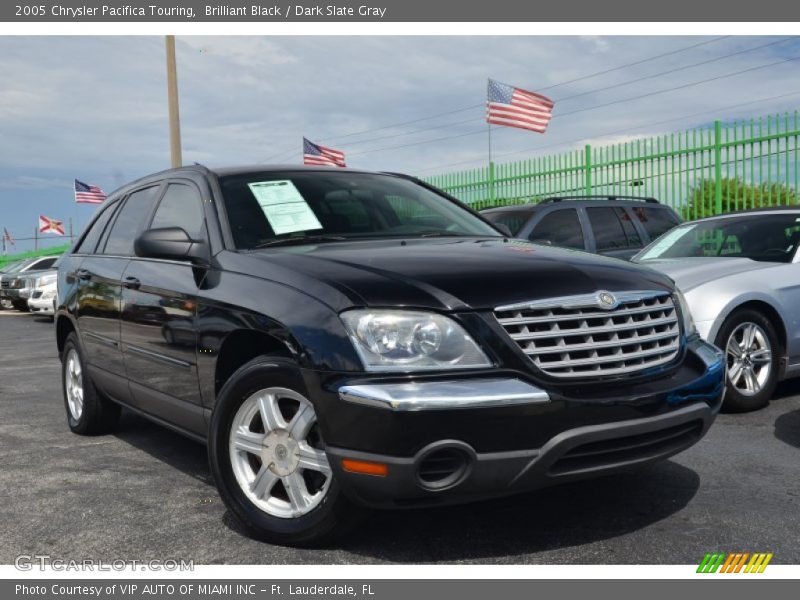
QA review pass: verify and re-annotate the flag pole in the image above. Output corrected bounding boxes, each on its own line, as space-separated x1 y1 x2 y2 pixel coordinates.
488 122 495 205
34 226 38 251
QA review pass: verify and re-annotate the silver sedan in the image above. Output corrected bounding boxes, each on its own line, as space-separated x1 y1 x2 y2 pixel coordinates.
634 208 800 412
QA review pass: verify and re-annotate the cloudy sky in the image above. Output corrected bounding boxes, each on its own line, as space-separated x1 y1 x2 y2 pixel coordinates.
1 35 800 251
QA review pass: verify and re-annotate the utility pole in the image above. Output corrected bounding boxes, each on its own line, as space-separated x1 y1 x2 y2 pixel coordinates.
165 35 183 168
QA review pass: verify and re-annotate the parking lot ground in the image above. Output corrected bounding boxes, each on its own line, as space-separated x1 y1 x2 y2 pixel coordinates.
1 312 799 565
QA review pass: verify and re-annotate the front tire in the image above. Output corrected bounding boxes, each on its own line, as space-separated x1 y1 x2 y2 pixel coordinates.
715 309 779 413
209 357 356 546
61 333 121 434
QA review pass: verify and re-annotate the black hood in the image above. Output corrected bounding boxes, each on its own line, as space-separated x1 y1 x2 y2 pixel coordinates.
226 238 675 311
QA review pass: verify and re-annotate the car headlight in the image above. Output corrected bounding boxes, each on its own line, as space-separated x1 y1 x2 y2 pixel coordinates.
674 289 696 337
340 309 492 372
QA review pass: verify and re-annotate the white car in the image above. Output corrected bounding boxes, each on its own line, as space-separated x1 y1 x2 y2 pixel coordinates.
27 273 57 318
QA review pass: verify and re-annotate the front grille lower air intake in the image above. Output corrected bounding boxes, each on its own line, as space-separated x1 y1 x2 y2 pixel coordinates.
495 290 681 379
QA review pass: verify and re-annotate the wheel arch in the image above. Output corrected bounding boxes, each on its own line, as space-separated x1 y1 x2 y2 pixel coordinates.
214 329 295 397
55 313 77 358
711 299 788 377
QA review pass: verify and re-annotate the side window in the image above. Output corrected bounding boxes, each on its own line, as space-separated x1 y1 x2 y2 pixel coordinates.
631 206 680 241
74 201 119 254
150 183 206 239
587 207 642 251
102 186 161 256
33 257 57 270
528 209 585 250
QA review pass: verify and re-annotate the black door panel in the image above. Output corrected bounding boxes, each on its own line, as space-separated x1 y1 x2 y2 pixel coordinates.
120 259 203 428
74 255 130 390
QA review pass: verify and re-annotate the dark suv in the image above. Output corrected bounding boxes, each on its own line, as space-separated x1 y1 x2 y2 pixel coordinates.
481 196 681 260
56 166 723 545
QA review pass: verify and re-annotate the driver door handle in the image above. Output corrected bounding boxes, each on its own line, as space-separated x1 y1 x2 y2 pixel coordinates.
75 268 92 281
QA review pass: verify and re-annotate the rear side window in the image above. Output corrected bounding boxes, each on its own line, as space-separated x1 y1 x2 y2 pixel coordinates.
587 207 642 251
631 206 680 241
102 186 161 256
528 209 585 250
150 183 206 239
74 201 119 254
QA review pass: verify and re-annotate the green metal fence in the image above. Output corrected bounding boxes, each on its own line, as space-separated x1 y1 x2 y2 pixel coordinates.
424 111 800 218
0 245 69 270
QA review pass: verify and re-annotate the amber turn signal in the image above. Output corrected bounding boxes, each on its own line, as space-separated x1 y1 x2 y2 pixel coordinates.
341 459 389 477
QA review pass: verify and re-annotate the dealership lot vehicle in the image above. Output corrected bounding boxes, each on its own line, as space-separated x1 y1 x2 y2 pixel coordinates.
27 276 57 317
2 314 799 563
636 208 800 413
481 196 681 260
56 166 723 545
0 255 60 311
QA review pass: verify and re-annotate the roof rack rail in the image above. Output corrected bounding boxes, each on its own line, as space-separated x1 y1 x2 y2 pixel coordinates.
539 195 659 204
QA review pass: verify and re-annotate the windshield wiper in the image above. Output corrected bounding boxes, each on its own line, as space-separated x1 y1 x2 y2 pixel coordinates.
418 231 474 238
253 235 349 249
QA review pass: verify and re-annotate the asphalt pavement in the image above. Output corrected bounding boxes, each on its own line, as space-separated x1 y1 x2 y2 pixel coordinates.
1 311 798 564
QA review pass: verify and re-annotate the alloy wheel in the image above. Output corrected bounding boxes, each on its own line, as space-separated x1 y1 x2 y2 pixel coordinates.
726 322 772 396
65 348 84 420
228 387 331 519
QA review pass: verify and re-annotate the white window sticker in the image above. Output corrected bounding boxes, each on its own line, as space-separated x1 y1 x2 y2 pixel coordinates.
247 180 322 235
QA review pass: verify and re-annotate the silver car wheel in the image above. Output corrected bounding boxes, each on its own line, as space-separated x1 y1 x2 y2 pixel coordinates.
65 348 84 420
726 322 772 396
228 387 331 519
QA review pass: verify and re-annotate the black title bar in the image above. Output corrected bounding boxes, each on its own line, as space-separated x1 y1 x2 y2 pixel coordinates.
3 0 800 22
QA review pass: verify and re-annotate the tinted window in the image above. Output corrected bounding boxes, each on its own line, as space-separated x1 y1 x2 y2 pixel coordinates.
631 206 680 240
587 207 642 251
482 209 535 236
31 257 57 270
74 201 119 254
638 213 800 263
219 171 500 249
150 183 205 239
529 209 585 250
102 186 161 256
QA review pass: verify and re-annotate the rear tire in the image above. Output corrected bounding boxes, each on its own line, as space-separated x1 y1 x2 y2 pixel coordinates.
714 309 779 413
209 357 357 546
61 333 121 434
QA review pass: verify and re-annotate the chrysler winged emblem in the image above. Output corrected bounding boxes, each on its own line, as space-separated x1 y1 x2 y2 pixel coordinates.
596 291 617 309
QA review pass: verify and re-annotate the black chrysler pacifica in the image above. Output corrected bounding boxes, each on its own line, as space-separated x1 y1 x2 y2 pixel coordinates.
56 165 725 545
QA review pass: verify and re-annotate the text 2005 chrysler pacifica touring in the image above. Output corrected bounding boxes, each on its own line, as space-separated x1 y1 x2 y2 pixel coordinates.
55 166 725 545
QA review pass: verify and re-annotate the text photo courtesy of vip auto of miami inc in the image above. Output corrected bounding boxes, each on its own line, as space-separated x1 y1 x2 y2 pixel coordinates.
0 33 799 571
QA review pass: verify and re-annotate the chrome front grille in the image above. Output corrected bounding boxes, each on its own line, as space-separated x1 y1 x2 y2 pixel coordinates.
495 291 681 378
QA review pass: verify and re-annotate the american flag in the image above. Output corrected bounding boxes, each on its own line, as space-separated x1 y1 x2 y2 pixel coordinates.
3 227 14 246
303 138 346 168
74 179 107 204
39 215 65 236
486 78 554 134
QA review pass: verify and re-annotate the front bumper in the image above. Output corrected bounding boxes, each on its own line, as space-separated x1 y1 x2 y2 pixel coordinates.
316 337 725 509
28 296 55 314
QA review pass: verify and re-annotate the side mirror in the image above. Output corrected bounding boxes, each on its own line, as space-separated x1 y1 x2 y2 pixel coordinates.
134 227 209 265
494 223 513 237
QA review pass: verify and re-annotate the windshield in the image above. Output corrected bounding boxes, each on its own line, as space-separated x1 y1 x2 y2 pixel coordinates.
637 213 800 263
218 171 501 249
3 259 34 274
481 209 535 236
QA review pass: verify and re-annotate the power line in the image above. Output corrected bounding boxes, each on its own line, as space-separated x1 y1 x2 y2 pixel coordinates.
416 88 800 174
262 36 731 162
347 53 800 158
340 36 795 153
